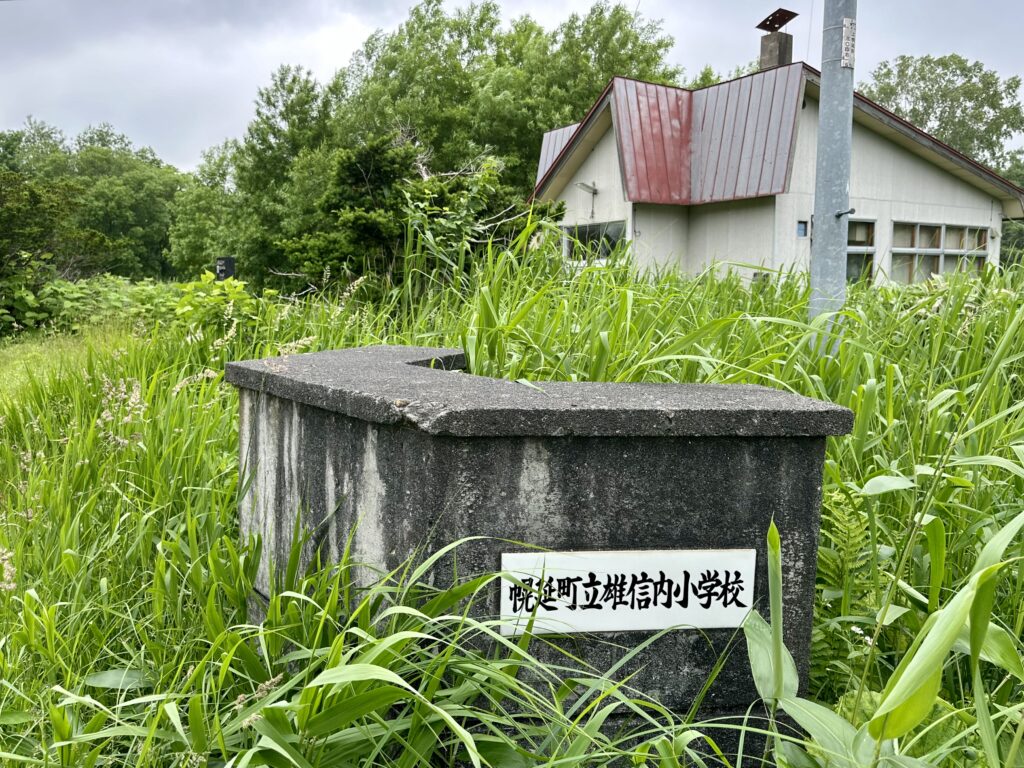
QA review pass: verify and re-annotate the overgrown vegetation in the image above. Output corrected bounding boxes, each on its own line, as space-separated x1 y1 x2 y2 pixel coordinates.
3 228 1024 764
3 2 1024 764
6 0 1020 307
0 271 178 335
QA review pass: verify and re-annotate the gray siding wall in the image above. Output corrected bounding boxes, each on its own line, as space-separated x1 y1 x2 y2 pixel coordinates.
631 203 690 271
554 124 631 231
686 197 777 272
778 97 1004 278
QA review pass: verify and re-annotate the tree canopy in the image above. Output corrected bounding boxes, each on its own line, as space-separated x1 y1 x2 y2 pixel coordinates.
861 54 1024 171
329 0 679 193
167 1 681 288
8 3 1024 289
0 120 184 279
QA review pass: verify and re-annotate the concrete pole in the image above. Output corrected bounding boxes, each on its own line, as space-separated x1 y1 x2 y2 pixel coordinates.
809 0 857 318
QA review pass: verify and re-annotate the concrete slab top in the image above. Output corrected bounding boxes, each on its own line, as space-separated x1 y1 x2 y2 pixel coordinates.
225 345 853 437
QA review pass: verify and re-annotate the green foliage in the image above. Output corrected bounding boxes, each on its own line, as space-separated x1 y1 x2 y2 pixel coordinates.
166 142 239 279
226 65 336 289
170 2 677 287
684 62 758 90
811 491 874 701
331 0 679 194
5 232 1024 764
861 54 1024 169
174 272 264 333
68 131 184 278
0 252 57 332
1002 157 1024 258
39 275 180 331
0 120 186 283
0 326 125 400
279 134 418 284
1 270 179 338
275 136 558 290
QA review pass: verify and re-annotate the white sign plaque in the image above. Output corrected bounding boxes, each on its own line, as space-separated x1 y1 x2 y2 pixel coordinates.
841 18 856 69
500 549 756 636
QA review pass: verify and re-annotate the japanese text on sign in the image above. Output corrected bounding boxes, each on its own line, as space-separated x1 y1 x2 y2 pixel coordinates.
841 18 856 69
500 549 756 635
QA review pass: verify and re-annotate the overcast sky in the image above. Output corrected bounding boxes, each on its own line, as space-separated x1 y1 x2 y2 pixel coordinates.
1 0 1021 170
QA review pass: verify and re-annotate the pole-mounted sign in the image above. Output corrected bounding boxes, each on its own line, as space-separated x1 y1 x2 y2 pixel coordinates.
841 18 856 69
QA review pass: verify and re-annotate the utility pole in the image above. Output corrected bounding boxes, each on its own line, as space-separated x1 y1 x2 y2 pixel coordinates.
809 0 857 318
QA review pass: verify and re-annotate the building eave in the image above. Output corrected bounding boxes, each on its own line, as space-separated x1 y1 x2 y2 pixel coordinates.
801 65 1024 219
532 80 616 203
535 64 1024 220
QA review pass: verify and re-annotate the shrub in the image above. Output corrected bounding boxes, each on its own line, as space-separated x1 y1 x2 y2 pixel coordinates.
0 252 57 333
173 271 269 334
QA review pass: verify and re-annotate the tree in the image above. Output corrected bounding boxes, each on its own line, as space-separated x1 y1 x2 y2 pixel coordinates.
279 135 418 285
329 0 680 193
65 124 184 278
232 65 334 287
1002 152 1024 258
164 2 682 287
167 142 239 278
0 120 184 280
685 62 757 90
0 168 69 261
860 55 1024 170
0 130 23 171
275 134 559 290
329 2 504 173
539 2 679 119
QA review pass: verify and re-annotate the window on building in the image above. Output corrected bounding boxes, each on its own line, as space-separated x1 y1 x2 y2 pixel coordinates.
797 220 809 238
846 221 876 282
889 222 988 284
565 220 627 260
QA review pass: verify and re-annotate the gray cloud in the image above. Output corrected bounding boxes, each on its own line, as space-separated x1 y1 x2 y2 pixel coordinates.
1 0 1020 169
0 0 412 167
0 0 406 50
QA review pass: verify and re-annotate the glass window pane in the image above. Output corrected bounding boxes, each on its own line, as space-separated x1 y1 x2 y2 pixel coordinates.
915 254 939 282
893 223 915 248
890 253 914 284
919 225 941 249
941 255 959 274
846 253 873 282
967 228 988 252
961 255 985 273
568 221 626 259
944 226 965 251
848 221 875 247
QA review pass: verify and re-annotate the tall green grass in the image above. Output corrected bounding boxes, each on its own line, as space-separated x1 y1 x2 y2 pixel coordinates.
2 226 1024 765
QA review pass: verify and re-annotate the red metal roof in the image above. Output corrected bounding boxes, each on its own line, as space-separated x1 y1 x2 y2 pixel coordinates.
534 63 1024 216
535 64 804 206
611 78 691 204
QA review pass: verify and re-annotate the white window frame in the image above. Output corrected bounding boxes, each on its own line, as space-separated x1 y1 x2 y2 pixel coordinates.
890 222 988 283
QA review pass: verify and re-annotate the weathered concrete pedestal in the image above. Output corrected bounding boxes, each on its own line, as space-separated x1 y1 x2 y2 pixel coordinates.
226 346 851 720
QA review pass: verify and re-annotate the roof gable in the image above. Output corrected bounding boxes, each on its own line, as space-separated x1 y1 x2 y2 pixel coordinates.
690 64 803 203
535 123 578 186
536 64 1024 218
801 68 1024 218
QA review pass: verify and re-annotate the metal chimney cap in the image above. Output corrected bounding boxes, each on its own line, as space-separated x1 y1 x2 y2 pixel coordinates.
756 8 798 32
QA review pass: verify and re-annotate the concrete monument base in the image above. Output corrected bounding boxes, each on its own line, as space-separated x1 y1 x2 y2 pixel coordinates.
226 345 851 718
